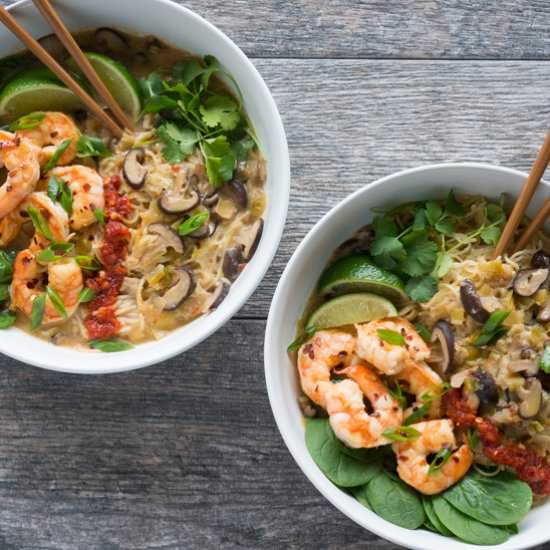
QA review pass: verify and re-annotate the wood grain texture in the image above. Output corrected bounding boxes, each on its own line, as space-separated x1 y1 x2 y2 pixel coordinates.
0 0 549 549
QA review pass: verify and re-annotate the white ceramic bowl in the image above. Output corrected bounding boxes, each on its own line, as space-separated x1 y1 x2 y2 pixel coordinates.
0 0 289 373
265 163 549 550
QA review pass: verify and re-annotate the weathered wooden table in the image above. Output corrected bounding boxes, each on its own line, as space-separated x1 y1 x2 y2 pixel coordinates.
1 1 550 548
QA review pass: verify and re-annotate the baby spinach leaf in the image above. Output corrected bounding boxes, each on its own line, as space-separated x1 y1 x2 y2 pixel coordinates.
43 139 72 173
422 496 453 536
442 471 532 526
0 284 9 302
366 471 425 529
305 418 381 487
0 310 15 329
351 484 372 510
432 494 510 545
377 328 405 346
89 339 134 352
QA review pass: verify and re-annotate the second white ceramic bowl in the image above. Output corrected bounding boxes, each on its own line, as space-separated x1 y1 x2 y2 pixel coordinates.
0 0 289 373
265 163 549 550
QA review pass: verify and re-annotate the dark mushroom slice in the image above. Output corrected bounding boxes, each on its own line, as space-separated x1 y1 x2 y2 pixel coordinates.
148 224 184 254
188 219 218 240
532 250 550 269
460 279 490 323
95 27 128 52
162 268 196 311
537 297 550 322
146 36 164 55
223 246 245 281
518 378 543 419
226 179 248 210
202 191 220 209
158 189 200 215
123 148 147 189
208 281 230 310
240 219 264 262
38 33 65 58
471 369 499 412
513 268 549 297
430 320 455 374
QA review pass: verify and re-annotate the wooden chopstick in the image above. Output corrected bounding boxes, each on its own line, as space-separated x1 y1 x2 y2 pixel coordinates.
0 5 123 138
32 0 134 131
494 127 550 257
513 197 550 252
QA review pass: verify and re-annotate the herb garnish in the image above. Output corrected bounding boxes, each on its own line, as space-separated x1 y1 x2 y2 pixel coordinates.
540 344 550 374
428 448 453 475
382 426 421 442
75 256 102 271
89 339 134 352
414 322 432 343
94 208 105 225
0 311 15 329
31 293 46 329
78 288 96 304
377 328 405 346
473 310 510 347
287 325 317 352
178 211 209 236
43 139 72 173
9 112 45 131
27 206 53 240
46 286 67 319
47 175 73 215
76 135 111 158
37 242 74 263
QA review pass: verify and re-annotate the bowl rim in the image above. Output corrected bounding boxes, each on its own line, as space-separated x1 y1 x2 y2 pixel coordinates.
0 0 290 374
264 162 547 550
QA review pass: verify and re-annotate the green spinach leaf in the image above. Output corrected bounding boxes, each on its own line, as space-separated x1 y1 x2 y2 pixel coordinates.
422 496 453 536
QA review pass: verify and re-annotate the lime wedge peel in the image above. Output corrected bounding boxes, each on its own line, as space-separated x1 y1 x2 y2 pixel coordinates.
307 293 398 330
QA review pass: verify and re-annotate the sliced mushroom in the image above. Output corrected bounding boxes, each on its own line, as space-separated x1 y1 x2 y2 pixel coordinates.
132 52 148 66
513 268 549 297
472 369 499 409
510 359 540 377
537 297 550 322
518 378 543 419
38 34 65 58
460 279 490 323
123 148 147 189
208 281 230 311
162 268 196 311
95 27 128 52
202 191 220 208
148 224 184 254
240 219 264 262
158 189 200 215
146 36 164 55
226 179 248 210
223 246 244 281
430 320 455 374
532 250 550 269
188 220 218 240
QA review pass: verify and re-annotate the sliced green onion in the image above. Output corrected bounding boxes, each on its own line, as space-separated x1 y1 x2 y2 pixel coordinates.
428 447 453 475
27 206 53 241
37 242 74 263
89 339 134 352
75 255 102 271
382 426 421 442
46 286 67 319
377 328 405 346
76 135 111 158
94 208 105 225
43 138 72 173
31 293 46 329
9 112 45 131
287 325 317 353
78 287 96 304
178 211 209 236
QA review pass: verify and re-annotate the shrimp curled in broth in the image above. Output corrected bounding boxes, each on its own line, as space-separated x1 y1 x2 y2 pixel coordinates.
325 363 403 448
17 112 79 168
298 330 356 407
393 362 444 421
50 165 105 230
11 249 83 326
393 419 473 495
355 318 430 375
0 131 40 219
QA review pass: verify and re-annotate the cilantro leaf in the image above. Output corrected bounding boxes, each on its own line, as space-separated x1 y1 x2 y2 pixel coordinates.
232 135 256 162
401 238 438 277
446 190 465 216
370 236 405 270
138 73 163 101
435 218 454 235
425 201 443 226
406 275 438 302
200 95 241 130
433 252 453 278
200 136 236 186
480 225 501 245
487 203 505 224
143 95 178 114
372 216 398 237
76 135 111 158
157 123 199 164
412 209 427 231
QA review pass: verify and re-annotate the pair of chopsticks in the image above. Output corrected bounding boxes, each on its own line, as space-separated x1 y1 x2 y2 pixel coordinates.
0 0 133 138
495 129 550 256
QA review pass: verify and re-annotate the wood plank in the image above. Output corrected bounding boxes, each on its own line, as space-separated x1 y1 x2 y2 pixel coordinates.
240 58 550 317
0 319 399 549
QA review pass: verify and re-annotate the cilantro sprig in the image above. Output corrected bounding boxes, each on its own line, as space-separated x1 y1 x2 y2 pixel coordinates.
139 56 257 187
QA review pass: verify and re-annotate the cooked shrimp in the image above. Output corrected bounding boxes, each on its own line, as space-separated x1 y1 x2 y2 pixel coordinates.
325 363 403 448
393 362 444 421
17 112 79 168
50 165 105 230
298 330 356 407
11 249 83 326
393 419 473 495
0 131 40 219
0 206 27 246
24 192 69 252
355 318 430 375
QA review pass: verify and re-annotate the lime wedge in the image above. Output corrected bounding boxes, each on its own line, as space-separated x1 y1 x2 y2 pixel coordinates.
68 52 141 121
0 76 83 122
318 255 408 305
307 293 397 330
